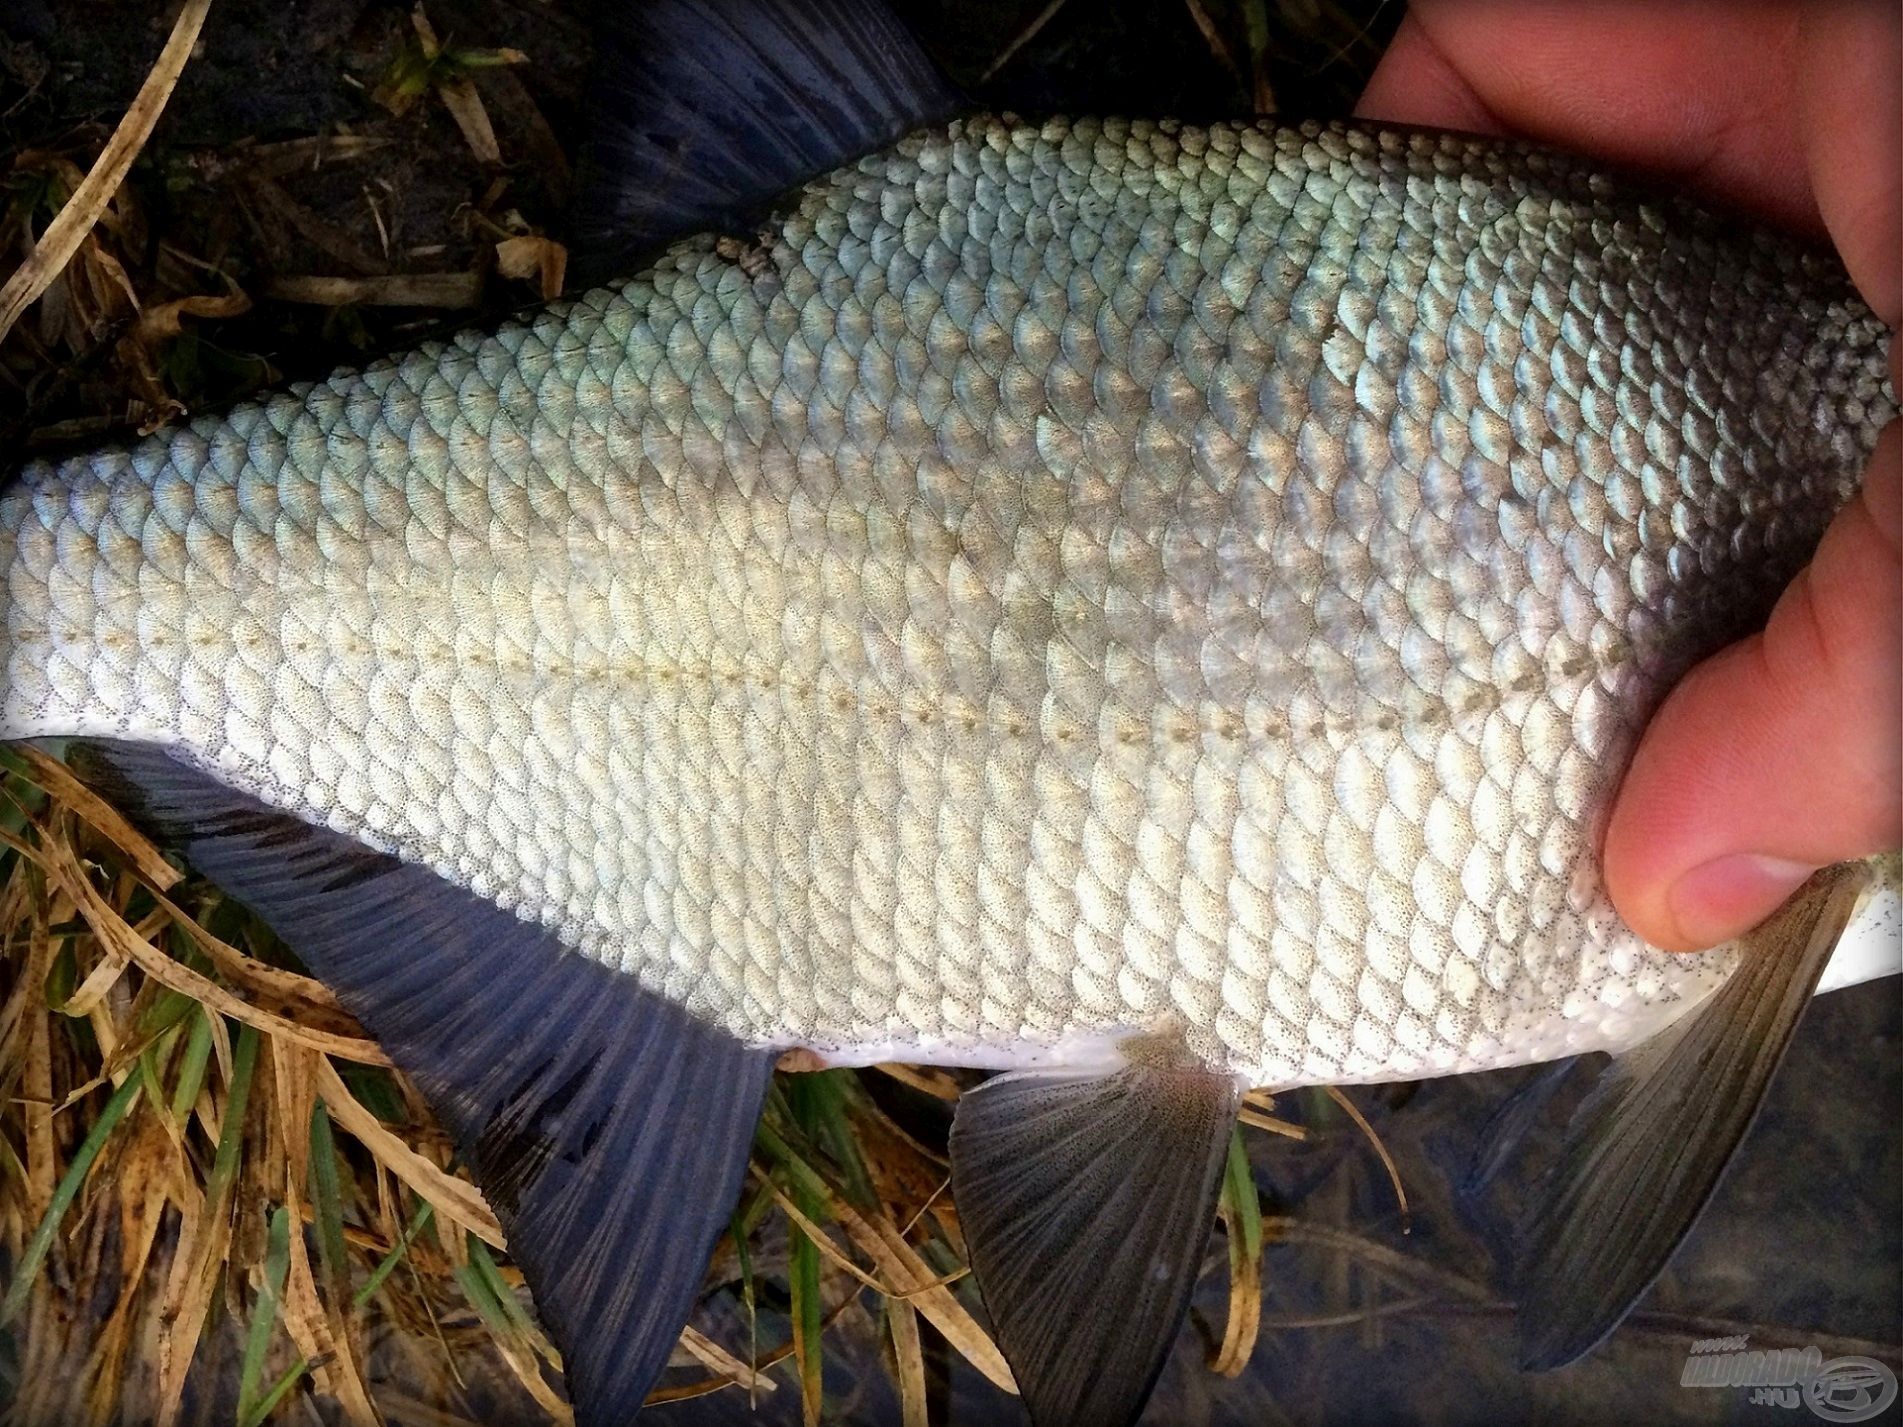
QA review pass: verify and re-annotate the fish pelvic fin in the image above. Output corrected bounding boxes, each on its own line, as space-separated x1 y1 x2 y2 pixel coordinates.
570 0 961 284
1516 862 1872 1370
949 1060 1240 1427
1460 1053 1587 1204
67 739 774 1424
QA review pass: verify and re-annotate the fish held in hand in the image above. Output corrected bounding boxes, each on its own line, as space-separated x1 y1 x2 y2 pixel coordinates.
2 0 1895 1421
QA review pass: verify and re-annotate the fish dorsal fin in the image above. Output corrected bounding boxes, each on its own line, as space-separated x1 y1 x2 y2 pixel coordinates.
67 740 774 1425
949 1062 1240 1427
571 0 961 280
1517 864 1871 1369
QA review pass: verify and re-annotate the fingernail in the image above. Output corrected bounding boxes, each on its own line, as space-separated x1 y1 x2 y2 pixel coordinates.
1667 854 1817 949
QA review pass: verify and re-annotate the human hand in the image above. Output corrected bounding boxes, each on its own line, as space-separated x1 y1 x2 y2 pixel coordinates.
1355 0 1901 951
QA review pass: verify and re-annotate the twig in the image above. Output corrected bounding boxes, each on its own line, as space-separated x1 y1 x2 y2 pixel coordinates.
1239 1103 1309 1140
0 0 214 345
981 0 1072 83
1323 1085 1409 1229
1261 1216 1491 1303
262 273 482 308
1180 0 1245 86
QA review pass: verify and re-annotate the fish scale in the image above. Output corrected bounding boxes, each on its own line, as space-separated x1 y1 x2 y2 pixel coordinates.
1 114 1892 1089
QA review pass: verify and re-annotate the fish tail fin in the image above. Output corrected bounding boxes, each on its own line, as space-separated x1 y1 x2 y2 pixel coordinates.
69 739 774 1424
1516 862 1871 1369
569 0 962 282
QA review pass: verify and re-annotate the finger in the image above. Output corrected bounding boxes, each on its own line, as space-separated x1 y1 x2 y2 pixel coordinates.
1352 12 1506 136
1603 424 1903 951
1795 1 1903 326
1355 0 1817 232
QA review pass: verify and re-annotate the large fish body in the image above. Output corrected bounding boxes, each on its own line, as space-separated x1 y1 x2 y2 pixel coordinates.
4 19 1900 1408
0 114 1894 1089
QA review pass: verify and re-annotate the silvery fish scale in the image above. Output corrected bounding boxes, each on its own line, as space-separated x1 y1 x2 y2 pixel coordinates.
1 116 1892 1087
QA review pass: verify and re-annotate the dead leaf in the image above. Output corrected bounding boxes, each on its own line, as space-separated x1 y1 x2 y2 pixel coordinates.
29 833 391 1066
312 1058 504 1249
19 745 179 889
495 235 565 300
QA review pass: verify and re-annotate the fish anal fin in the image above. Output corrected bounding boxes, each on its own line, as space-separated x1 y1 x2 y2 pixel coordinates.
1517 863 1872 1370
949 1061 1241 1427
67 740 773 1425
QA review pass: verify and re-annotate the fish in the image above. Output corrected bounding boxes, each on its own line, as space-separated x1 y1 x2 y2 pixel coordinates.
1 0 1897 1422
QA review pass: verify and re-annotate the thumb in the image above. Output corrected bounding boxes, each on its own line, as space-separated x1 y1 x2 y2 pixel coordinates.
1603 421 1903 951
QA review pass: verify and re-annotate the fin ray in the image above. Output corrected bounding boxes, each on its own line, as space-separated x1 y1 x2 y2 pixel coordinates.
1461 1053 1588 1202
1517 864 1871 1369
572 0 960 280
950 1063 1240 1427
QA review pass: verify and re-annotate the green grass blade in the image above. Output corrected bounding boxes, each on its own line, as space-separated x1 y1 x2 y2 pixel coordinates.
167 1004 214 1125
140 985 201 1039
465 1234 538 1345
452 1235 523 1346
793 1070 878 1210
731 1203 758 1384
788 1205 823 1424
236 1204 293 1424
354 1201 434 1308
237 1359 310 1427
751 1120 830 1204
207 1024 262 1202
246 1194 442 1421
782 1078 835 1424
1222 1126 1263 1263
307 1101 350 1303
138 1024 180 1121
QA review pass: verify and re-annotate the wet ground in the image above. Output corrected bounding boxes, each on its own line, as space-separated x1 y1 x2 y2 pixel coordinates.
0 2 1897 1424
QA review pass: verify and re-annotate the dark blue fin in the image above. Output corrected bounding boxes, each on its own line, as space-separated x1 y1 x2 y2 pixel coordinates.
570 0 961 281
1460 1054 1589 1202
949 1063 1239 1427
1517 865 1870 1370
66 739 775 1426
